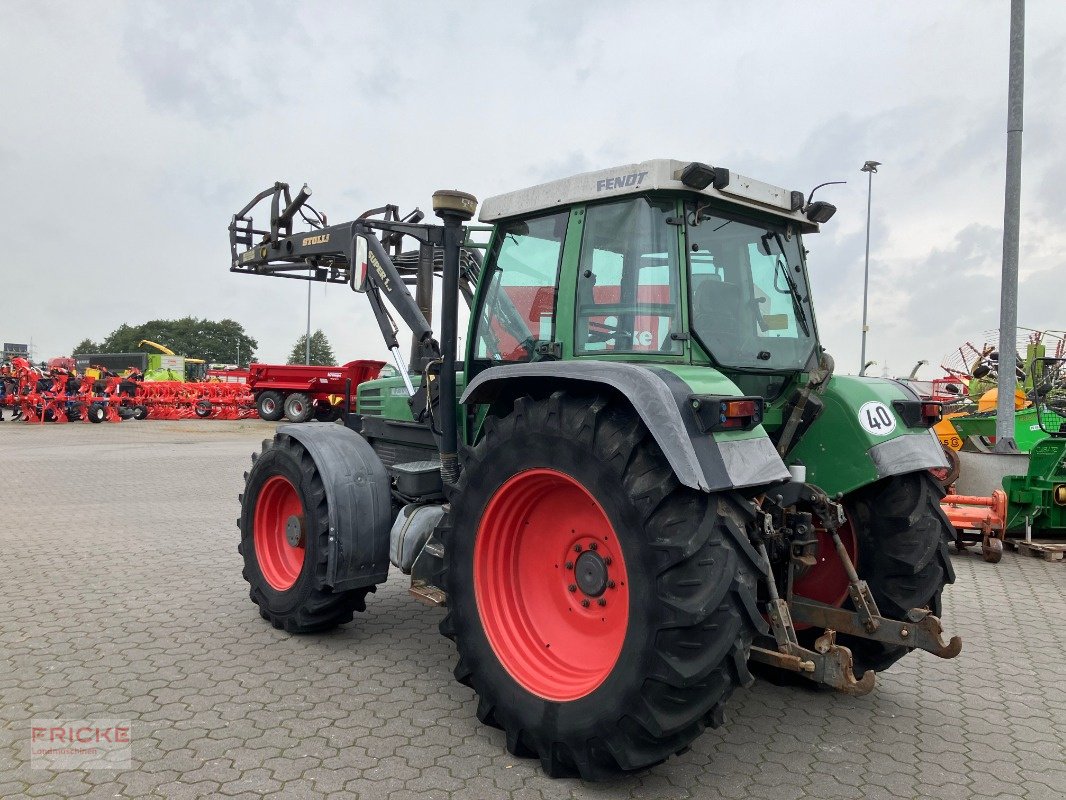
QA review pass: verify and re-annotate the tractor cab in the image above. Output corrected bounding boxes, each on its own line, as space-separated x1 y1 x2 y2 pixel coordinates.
467 160 830 403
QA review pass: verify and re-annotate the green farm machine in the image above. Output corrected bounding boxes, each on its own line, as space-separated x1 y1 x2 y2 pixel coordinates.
228 161 961 780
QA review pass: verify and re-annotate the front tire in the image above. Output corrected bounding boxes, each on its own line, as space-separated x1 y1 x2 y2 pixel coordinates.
440 393 766 780
238 435 373 632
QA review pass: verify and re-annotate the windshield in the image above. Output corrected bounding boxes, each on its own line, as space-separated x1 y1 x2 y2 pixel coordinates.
687 208 816 371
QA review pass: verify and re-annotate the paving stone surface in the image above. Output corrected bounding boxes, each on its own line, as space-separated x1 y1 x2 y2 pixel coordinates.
1 419 1064 799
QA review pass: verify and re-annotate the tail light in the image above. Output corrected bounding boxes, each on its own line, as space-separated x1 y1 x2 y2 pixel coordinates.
690 395 764 433
893 399 942 428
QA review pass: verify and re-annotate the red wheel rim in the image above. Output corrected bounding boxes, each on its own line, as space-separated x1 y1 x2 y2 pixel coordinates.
791 519 858 630
474 468 629 701
253 475 306 591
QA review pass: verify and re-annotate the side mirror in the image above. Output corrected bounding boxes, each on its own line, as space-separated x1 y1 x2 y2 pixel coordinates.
351 235 369 293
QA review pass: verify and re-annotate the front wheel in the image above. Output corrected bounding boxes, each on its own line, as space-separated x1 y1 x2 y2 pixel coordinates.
238 435 373 632
440 393 766 780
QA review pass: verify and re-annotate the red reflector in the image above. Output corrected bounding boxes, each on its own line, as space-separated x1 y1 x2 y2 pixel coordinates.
723 400 758 418
719 417 743 429
921 402 942 421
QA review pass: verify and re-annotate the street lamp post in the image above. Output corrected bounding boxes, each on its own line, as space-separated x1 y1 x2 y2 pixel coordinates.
859 160 881 375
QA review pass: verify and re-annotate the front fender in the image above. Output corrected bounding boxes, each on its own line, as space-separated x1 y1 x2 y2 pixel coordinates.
786 376 948 498
461 361 791 493
277 422 392 591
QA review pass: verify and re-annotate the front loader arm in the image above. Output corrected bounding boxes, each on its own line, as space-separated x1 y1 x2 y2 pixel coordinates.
228 182 449 381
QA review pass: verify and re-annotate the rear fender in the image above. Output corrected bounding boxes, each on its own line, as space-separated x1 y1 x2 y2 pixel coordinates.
277 422 392 590
461 361 790 492
785 376 949 498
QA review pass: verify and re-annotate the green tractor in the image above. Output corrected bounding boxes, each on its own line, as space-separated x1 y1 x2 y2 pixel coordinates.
228 162 961 780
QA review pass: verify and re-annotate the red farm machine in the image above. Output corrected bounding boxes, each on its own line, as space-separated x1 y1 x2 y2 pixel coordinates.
247 359 384 422
226 164 961 780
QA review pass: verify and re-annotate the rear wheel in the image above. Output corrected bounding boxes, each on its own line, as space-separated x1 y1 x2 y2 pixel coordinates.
87 403 106 423
132 405 149 421
256 391 284 422
440 393 766 780
194 399 213 418
239 435 373 632
840 472 955 674
283 392 313 423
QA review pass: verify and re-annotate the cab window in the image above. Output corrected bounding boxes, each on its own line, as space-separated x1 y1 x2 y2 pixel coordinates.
575 197 682 355
472 211 568 363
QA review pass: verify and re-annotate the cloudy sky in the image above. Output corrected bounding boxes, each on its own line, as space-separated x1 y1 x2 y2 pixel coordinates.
2 1 1063 377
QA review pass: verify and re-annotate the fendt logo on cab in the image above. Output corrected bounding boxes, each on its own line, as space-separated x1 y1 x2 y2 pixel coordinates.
596 171 649 192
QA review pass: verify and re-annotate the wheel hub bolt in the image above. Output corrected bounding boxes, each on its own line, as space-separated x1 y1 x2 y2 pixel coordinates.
581 599 590 608
607 580 616 589
568 584 577 593
573 544 583 553
597 598 606 607
604 557 612 566
565 561 574 570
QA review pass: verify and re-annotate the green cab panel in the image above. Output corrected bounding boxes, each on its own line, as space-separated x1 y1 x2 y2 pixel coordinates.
786 375 946 498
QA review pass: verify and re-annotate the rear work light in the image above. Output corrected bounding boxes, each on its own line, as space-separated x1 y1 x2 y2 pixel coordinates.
689 395 764 433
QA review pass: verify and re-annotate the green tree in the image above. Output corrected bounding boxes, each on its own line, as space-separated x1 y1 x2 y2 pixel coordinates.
287 330 336 366
83 318 257 366
72 338 100 355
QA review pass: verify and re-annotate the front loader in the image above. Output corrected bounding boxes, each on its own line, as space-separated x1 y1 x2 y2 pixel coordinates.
228 161 961 780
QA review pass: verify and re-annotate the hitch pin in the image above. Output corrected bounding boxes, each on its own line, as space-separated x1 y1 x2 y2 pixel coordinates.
389 346 416 396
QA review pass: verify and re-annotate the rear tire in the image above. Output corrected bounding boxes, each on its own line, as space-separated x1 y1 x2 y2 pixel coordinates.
440 393 766 781
194 399 213 418
132 405 149 421
842 472 955 674
284 392 313 423
238 435 373 632
88 404 106 423
257 391 284 422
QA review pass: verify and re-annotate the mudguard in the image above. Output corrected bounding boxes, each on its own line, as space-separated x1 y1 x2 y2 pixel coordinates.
785 376 949 498
277 422 392 591
461 361 790 492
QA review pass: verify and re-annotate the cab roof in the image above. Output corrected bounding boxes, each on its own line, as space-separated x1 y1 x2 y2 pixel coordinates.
478 158 819 233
